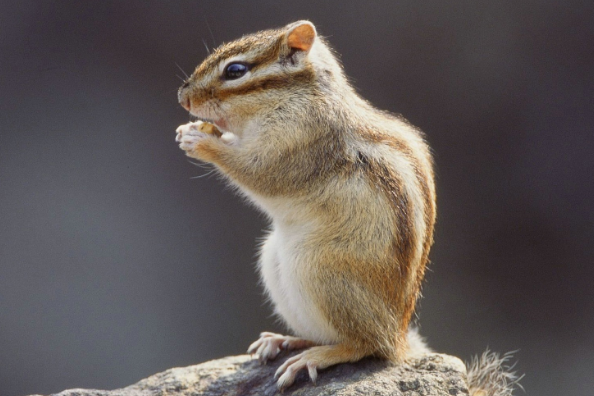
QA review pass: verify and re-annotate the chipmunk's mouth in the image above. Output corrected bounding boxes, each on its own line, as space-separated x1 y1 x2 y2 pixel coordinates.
191 116 228 133
186 100 232 133
191 113 229 132
188 115 238 145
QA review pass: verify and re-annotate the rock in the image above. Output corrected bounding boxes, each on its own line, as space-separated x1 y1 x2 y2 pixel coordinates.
41 352 469 396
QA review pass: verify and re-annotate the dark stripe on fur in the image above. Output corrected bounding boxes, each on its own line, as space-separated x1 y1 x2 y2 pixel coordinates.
217 68 315 100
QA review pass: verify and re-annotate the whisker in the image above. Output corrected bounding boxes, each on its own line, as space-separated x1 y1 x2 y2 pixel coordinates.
175 62 189 79
204 17 217 47
188 160 212 170
202 39 211 55
191 168 218 179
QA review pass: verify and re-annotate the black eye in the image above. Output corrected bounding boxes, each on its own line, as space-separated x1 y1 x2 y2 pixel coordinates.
224 62 248 80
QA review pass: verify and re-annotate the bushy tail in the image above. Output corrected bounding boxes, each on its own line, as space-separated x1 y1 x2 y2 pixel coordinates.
466 350 523 396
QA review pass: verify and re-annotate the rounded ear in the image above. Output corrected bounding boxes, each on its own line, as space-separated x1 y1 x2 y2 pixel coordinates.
285 21 317 52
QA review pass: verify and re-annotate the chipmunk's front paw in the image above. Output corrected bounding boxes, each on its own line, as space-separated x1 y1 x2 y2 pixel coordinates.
176 120 231 162
247 332 315 364
176 121 215 151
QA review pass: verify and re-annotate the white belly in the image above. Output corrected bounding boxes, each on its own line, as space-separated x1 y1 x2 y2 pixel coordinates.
258 225 339 344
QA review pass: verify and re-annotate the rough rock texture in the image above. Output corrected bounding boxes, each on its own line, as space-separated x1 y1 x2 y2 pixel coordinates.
39 352 470 396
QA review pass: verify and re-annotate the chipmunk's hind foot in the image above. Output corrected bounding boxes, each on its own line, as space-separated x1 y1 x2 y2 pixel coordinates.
274 343 368 391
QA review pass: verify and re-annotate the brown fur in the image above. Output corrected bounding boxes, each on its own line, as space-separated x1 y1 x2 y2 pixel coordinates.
177 21 436 389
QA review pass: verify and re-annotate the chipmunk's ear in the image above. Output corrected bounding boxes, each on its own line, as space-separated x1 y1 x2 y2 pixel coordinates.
285 21 317 52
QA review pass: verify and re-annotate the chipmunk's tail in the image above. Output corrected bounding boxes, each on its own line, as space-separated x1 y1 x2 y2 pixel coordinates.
466 349 524 396
405 330 523 395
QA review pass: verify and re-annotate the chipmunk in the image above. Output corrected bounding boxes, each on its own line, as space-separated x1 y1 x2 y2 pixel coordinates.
176 21 520 395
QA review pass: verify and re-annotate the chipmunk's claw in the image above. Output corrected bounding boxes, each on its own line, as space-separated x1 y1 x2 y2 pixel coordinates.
274 351 319 390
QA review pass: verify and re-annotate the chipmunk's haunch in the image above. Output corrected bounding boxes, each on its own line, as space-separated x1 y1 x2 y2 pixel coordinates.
176 21 518 394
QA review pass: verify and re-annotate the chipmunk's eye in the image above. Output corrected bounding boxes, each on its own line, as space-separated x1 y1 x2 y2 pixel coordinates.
224 62 248 80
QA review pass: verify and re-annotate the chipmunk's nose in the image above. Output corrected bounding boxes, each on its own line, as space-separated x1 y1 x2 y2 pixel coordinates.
178 81 191 111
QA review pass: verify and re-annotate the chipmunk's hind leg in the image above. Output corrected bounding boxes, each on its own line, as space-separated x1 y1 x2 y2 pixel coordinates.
274 343 368 390
247 332 316 364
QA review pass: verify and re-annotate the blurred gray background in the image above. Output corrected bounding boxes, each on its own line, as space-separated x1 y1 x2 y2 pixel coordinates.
1 1 593 395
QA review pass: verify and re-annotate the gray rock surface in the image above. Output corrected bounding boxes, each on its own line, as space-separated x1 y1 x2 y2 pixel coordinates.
38 352 469 396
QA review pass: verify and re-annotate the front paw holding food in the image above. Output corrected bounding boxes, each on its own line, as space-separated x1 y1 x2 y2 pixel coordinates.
175 121 221 158
176 120 220 146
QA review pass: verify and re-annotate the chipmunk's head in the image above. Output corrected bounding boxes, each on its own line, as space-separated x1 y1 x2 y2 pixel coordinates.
178 21 344 134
